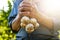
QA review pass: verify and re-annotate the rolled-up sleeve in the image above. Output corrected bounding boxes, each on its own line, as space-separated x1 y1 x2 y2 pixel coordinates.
8 0 22 32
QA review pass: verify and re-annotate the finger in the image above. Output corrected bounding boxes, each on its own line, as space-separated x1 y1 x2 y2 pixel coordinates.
19 3 32 8
22 0 35 9
19 11 30 17
22 0 32 5
18 6 32 12
18 0 32 8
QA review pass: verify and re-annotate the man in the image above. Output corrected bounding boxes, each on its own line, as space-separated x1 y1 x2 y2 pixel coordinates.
8 0 60 40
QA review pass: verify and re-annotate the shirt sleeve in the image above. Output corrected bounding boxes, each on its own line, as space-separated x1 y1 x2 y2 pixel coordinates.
8 0 22 33
53 18 60 32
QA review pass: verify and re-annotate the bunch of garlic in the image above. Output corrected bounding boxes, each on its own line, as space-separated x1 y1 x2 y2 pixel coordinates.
20 16 39 33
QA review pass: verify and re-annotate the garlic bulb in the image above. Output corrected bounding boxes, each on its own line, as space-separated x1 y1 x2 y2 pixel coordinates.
20 23 26 28
25 23 34 33
20 16 40 33
35 23 39 29
30 18 37 25
21 16 30 24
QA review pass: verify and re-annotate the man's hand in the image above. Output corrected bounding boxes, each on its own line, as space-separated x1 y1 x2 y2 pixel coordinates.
18 0 53 30
18 0 40 19
12 0 40 32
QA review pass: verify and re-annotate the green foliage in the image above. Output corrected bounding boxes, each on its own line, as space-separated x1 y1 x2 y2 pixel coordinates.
0 1 16 40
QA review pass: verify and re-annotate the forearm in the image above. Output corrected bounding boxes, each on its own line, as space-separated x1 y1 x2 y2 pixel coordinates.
36 13 53 29
12 14 21 31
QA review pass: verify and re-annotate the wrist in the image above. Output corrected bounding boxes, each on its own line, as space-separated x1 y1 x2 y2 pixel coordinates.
12 14 21 24
12 14 21 31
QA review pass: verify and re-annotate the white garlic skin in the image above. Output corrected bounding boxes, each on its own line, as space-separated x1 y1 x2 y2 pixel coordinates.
21 16 30 24
25 23 34 33
20 23 26 28
35 23 39 29
30 18 37 25
20 16 40 33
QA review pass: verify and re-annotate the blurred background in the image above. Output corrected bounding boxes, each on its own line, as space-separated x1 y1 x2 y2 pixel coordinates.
0 0 16 40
